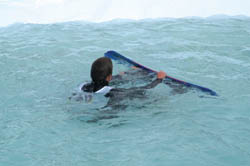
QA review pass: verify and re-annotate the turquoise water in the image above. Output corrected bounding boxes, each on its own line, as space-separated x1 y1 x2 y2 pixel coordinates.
1 16 250 165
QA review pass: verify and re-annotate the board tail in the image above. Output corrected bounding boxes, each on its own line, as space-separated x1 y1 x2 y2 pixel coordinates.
105 50 218 96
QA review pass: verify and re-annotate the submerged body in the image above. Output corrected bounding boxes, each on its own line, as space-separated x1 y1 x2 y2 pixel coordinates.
70 71 163 107
69 56 167 108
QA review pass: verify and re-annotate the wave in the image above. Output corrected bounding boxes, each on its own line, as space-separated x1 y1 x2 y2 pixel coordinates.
1 15 249 29
1 0 250 27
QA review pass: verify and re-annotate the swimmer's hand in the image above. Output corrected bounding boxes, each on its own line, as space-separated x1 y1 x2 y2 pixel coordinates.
131 66 138 69
157 71 167 79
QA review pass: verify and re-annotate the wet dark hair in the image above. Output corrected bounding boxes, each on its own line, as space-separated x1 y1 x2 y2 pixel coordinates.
91 57 113 82
82 57 113 92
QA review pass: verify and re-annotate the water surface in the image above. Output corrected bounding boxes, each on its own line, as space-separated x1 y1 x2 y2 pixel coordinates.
1 16 250 165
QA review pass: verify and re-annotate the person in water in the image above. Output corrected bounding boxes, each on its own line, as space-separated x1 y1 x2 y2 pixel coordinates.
69 57 183 122
80 57 166 98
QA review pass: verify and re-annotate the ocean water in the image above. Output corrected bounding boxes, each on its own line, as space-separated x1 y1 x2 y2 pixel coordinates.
1 16 250 165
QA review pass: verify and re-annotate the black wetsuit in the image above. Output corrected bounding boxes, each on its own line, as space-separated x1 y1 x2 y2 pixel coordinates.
79 78 163 108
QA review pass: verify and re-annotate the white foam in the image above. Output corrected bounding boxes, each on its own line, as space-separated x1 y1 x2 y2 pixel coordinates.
0 0 250 27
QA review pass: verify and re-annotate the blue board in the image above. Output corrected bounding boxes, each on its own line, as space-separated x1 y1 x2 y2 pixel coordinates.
105 50 218 96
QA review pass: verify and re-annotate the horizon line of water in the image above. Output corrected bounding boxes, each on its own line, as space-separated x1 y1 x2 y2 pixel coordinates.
1 14 250 28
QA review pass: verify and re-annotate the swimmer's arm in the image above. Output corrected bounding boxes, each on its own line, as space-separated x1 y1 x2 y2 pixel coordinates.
111 74 123 80
111 66 143 80
128 71 166 90
136 78 163 89
111 70 133 80
106 71 166 97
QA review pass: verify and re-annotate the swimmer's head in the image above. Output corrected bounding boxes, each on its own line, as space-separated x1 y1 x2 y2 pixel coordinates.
91 57 113 83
